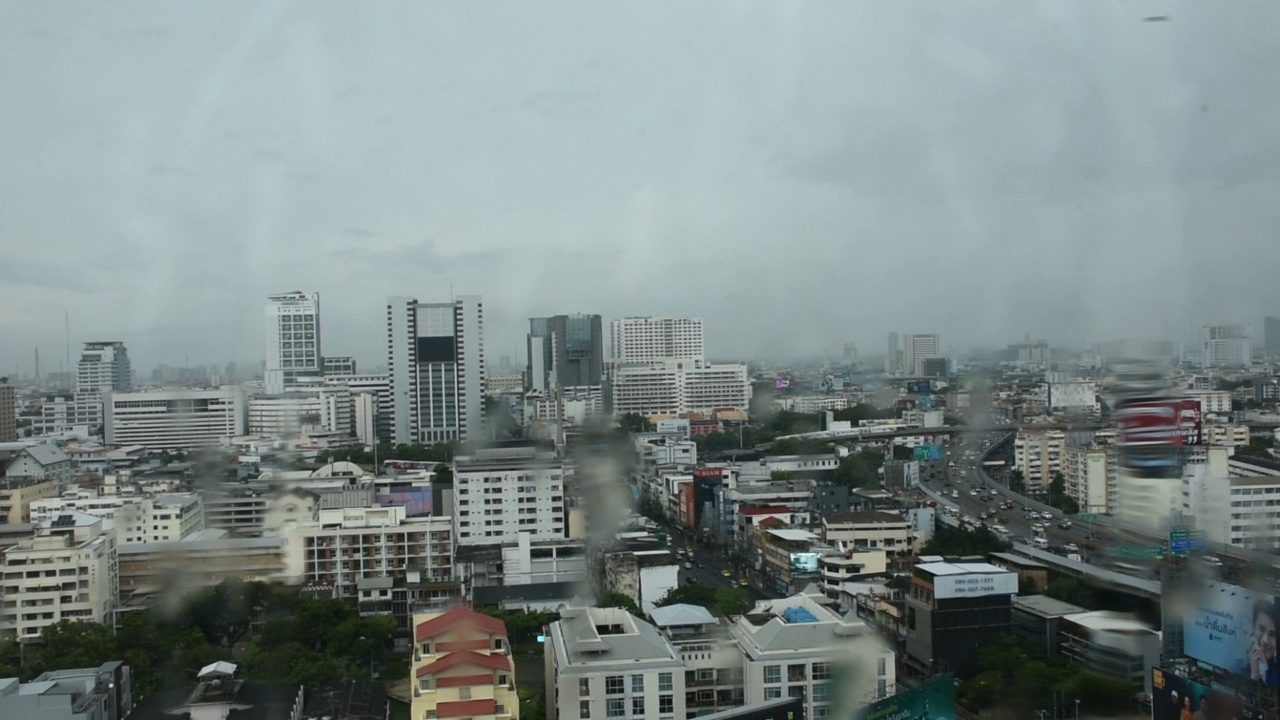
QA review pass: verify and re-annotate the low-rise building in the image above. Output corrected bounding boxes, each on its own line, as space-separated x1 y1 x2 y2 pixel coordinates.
821 511 917 555
104 387 246 451
650 604 745 717
202 486 319 537
1011 594 1087 659
603 548 680 614
411 606 520 720
30 492 204 545
1059 611 1161 694
818 549 890 599
2 444 73 486
754 527 822 596
117 529 287 601
0 661 133 720
0 477 60 524
904 560 1018 679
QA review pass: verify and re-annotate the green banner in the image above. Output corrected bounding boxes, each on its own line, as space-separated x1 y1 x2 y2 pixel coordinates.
1108 545 1163 559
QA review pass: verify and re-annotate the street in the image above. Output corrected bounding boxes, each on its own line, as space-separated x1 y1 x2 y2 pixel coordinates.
664 526 778 602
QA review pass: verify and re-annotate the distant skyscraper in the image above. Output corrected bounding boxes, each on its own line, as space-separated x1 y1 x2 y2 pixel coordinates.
1201 324 1251 368
1266 316 1280 354
885 333 899 374
387 295 486 445
902 334 940 376
264 291 322 394
610 317 704 364
0 381 15 441
527 314 604 392
74 341 132 428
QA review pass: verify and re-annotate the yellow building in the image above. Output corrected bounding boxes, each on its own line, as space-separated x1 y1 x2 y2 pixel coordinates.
411 606 519 720
0 477 59 524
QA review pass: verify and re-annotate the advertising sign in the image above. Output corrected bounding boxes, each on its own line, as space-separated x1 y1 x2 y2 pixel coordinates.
912 445 944 461
932 571 1018 600
1152 667 1264 720
856 673 956 720
1178 398 1203 445
789 552 821 574
1115 400 1182 446
773 379 791 390
918 394 933 408
906 380 931 394
1183 581 1279 687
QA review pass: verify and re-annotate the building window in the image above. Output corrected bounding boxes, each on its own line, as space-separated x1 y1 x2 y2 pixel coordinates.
607 699 625 717
659 695 673 714
580 700 591 719
632 697 645 716
812 683 829 702
631 675 644 693
764 687 781 700
420 642 431 655
788 687 805 700
812 662 831 680
787 664 806 683
418 678 431 692
606 676 624 695
658 672 673 692
696 669 713 682
763 665 781 684
877 657 887 676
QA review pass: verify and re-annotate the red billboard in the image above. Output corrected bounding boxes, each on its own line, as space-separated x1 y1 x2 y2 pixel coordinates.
1115 400 1182 446
693 468 723 479
1178 398 1203 445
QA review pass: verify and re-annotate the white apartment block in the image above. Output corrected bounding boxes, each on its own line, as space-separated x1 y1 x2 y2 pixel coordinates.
902 409 944 429
784 396 849 414
387 295 486 445
264 291 323 395
611 317 705 364
1046 381 1099 413
821 512 917 555
104 387 245 451
729 587 895 718
1112 469 1182 532
452 448 565 547
283 505 455 599
0 512 118 642
546 606 689 720
29 492 204 545
1188 390 1233 416
1201 324 1251 369
321 355 356 377
1184 472 1280 552
487 373 525 396
1064 445 1115 515
32 397 77 437
74 342 132 428
902 334 940 377
325 374 391 443
1202 424 1250 447
1013 429 1066 493
610 361 750 418
247 385 354 439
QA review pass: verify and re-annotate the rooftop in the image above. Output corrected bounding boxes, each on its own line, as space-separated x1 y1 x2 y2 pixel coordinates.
989 551 1051 570
824 510 909 525
1014 594 1087 618
764 528 818 543
552 606 681 666
649 604 717 628
916 561 1009 577
1063 610 1157 634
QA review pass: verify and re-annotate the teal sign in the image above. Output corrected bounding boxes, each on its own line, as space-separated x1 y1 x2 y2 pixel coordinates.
857 674 956 720
1108 545 1163 559
1169 530 1205 556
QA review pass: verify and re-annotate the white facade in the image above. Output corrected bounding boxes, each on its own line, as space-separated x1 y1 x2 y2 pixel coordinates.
452 448 565 547
602 549 680 614
1013 429 1066 493
387 295 486 445
264 291 322 395
1064 445 1114 514
1046 381 1099 413
32 397 76 437
352 391 378 446
786 396 849 414
0 512 118 642
1202 424 1250 447
103 387 246 451
282 505 455 598
1112 469 1181 532
610 361 750 417
610 317 705 363
30 492 204 545
1188 389 1233 416
247 385 354 439
1201 324 1251 368
902 409 944 429
902 334 940 376
74 341 132 428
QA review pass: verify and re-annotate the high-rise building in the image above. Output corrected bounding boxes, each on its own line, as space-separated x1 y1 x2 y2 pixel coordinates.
322 355 356 376
527 314 604 392
387 295 486 445
264 291 322 394
452 447 565 548
0 381 15 441
104 387 246 450
885 332 899 374
1200 324 1251 368
610 317 704 364
902 334 940 376
1266 316 1280 354
74 341 132 428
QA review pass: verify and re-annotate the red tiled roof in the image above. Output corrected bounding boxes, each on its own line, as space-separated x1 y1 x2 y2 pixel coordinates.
741 506 790 516
416 606 508 641
436 674 496 688
416 651 511 677
436 699 497 718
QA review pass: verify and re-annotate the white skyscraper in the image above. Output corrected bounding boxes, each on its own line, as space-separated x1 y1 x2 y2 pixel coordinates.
74 341 132 428
264 291 322 394
902 333 941 376
387 295 486 445
610 317 704 364
1201 324 1251 368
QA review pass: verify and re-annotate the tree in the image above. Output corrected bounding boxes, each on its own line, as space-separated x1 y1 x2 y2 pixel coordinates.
1045 577 1099 610
434 462 454 486
892 444 915 460
710 588 752 617
923 524 1010 556
185 579 272 648
481 609 560 644
597 592 643 616
1049 472 1066 498
833 454 879 489
656 586 752 618
770 470 796 481
27 621 118 677
1019 575 1041 595
618 413 653 434
1008 469 1026 494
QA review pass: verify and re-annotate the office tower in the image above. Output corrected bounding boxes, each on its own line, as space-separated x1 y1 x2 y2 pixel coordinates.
0 381 14 441
610 317 704 364
1265 316 1280 354
104 387 246 450
322 356 357 376
902 334 940 376
74 341 132 428
387 295 486 445
885 332 899 374
527 314 604 392
264 291 322 394
1200 324 1250 368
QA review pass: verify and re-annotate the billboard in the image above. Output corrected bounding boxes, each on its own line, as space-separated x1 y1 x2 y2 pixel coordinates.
700 696 803 720
774 379 791 390
856 673 956 720
1115 400 1182 446
932 570 1019 600
906 380 931 394
789 552 821 574
1183 581 1279 687
1178 398 1203 445
912 445 943 461
1152 667 1264 720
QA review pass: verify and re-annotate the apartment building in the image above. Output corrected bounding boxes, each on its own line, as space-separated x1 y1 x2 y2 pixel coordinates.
821 512 917 555
1013 429 1066 493
818 550 890 599
0 512 118 642
74 341 133 428
387 295 486 445
648 604 745 717
264 291 323 394
203 486 319 538
1201 324 1251 369
610 317 705 364
608 361 751 418
0 477 61 524
285 506 457 601
411 606 519 720
30 492 204 545
1188 389 1233 416
0 661 133 720
546 606 689 720
2 444 73 486
1184 473 1280 551
118 529 286 599
452 447 566 548
104 387 246 450
0 383 14 442
247 385 354 439
1064 444 1115 515
322 355 356 377
902 334 940 377
1202 424 1249 447
730 587 895 718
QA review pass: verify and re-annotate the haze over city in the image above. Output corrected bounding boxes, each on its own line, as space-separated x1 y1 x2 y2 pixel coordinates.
3 1 1280 370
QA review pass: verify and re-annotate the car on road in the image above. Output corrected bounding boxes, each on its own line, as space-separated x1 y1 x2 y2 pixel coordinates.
685 561 693 570
721 569 732 578
738 579 749 587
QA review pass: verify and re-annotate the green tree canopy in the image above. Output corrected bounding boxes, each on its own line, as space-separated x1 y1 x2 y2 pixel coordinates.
1044 577 1100 610
597 592 643 616
833 451 884 489
618 413 653 434
923 523 1010 556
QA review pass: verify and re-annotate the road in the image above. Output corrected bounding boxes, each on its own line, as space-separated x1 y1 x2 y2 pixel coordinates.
663 526 778 602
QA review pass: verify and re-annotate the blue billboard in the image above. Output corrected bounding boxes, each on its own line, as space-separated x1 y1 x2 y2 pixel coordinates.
1183 581 1278 687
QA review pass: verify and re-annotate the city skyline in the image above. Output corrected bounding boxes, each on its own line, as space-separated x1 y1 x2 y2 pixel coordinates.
4 3 1280 373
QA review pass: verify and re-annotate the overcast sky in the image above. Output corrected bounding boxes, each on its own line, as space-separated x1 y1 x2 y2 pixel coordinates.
3 1 1279 374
